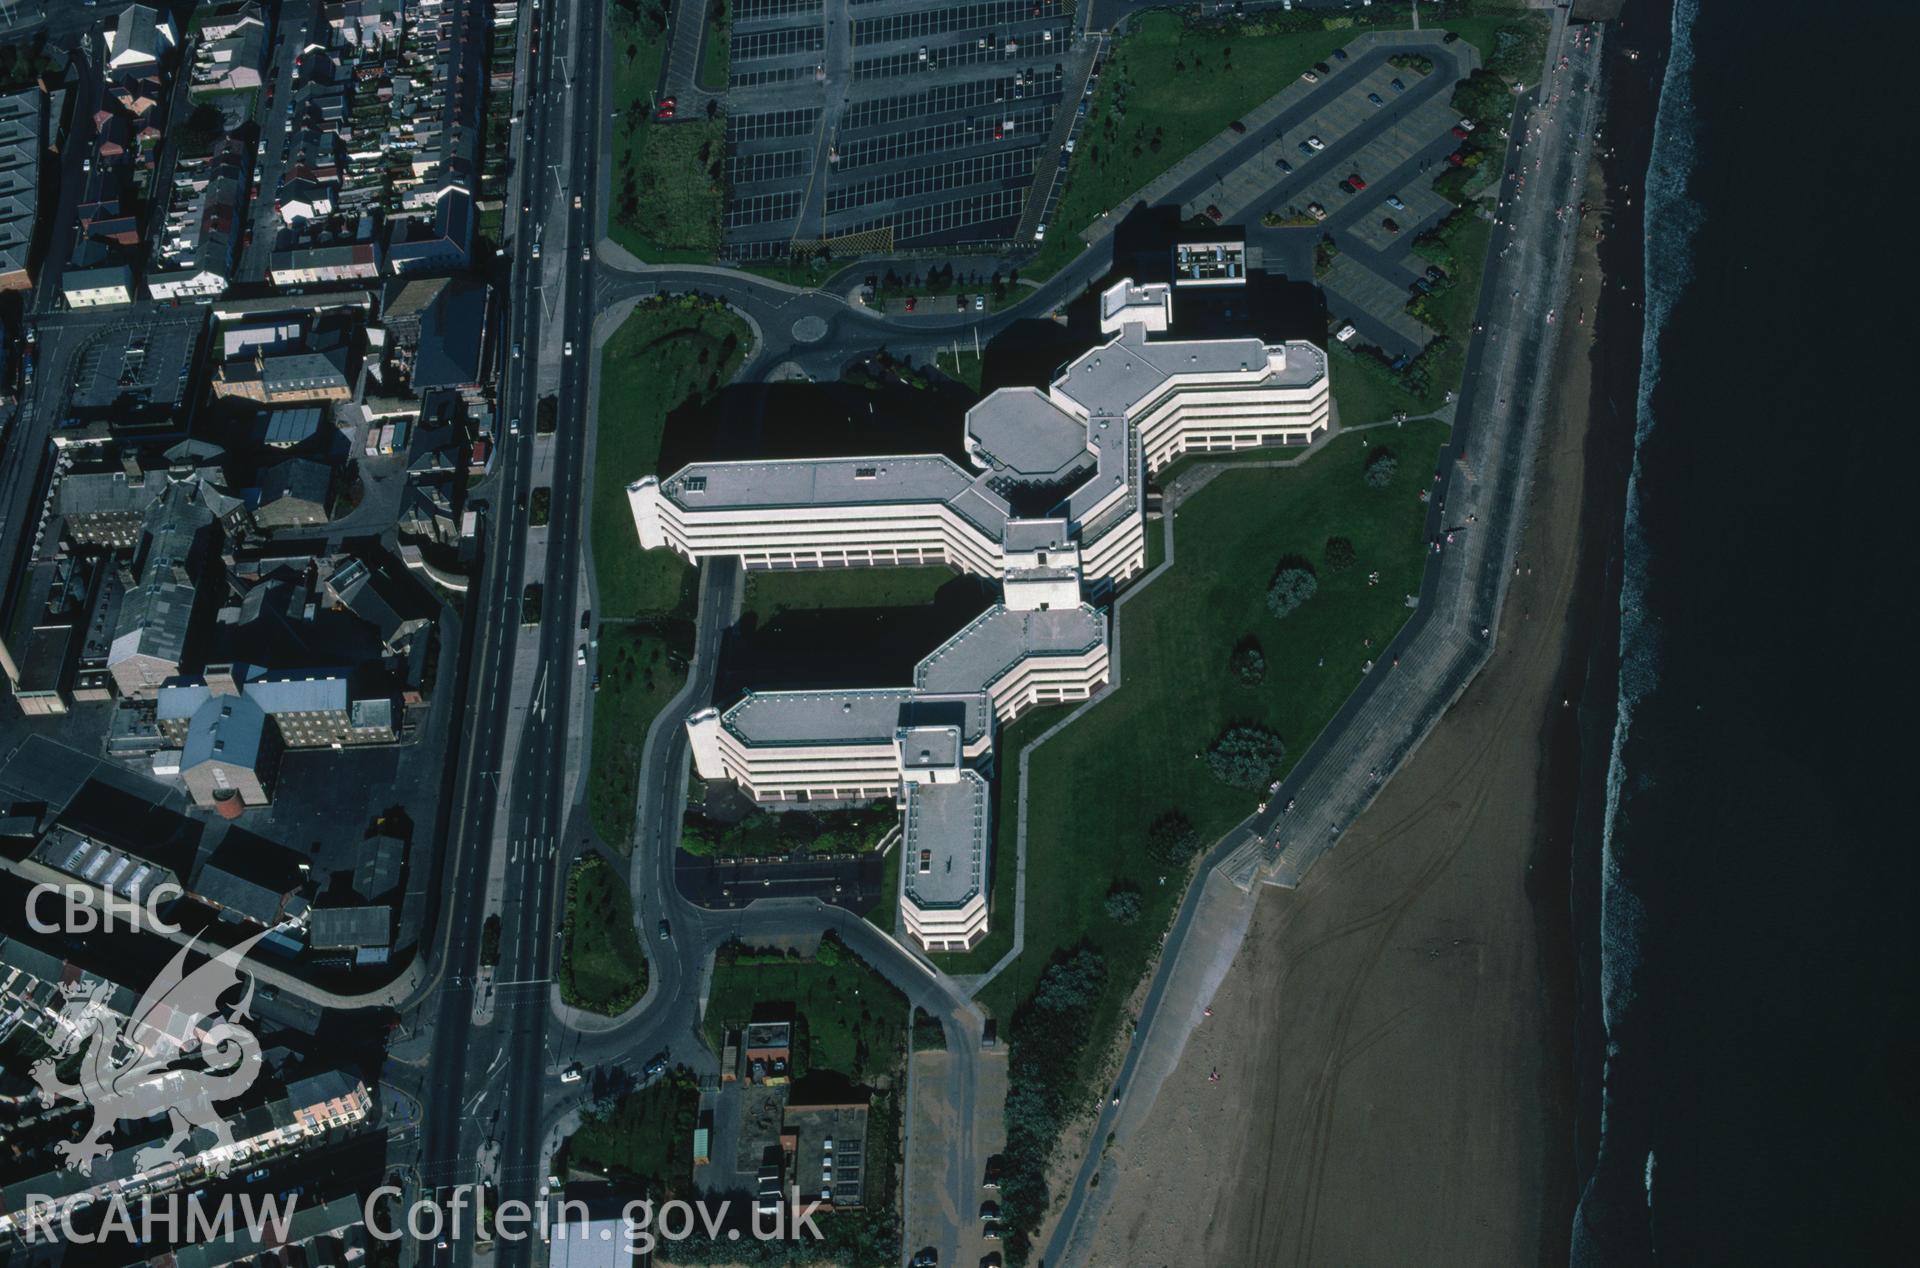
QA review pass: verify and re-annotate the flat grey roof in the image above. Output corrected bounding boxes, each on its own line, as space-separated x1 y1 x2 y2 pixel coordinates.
914 603 1105 699
664 454 1011 536
897 725 960 771
902 771 990 910
965 387 1092 483
1052 328 1326 422
722 688 991 748
1003 518 1071 552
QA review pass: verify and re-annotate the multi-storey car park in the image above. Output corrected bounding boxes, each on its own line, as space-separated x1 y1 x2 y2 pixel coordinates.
631 278 1332 951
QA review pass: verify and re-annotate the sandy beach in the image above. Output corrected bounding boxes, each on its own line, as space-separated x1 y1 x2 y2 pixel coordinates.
1080 160 1611 1267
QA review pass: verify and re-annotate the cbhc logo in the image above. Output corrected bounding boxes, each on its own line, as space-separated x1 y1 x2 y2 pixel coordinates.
25 883 183 935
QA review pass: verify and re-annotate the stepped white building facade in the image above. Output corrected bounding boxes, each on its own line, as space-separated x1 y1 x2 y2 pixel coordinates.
636 280 1332 952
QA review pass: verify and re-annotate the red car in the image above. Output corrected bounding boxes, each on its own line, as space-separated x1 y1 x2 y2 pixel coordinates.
1204 204 1223 222
1447 149 1467 167
1348 173 1367 190
1450 124 1471 139
904 297 916 312
655 96 677 121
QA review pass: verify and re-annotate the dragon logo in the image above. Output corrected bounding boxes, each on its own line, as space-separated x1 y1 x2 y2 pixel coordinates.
30 927 274 1175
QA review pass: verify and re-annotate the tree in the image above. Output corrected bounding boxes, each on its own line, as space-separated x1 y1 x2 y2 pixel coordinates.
1324 536 1357 571
1103 887 1142 925
1267 559 1319 619
1146 810 1199 869
1364 447 1399 489
1207 725 1286 790
1229 635 1266 687
1032 949 1107 1014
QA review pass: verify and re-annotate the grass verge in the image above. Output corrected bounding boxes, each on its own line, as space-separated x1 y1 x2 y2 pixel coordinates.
608 3 725 259
591 294 752 622
698 0 729 92
559 855 649 1015
588 621 694 849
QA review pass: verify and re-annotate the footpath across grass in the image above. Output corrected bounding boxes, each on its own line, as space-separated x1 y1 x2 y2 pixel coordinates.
586 295 751 848
588 621 694 849
701 934 909 1084
559 855 649 1015
976 420 1452 1030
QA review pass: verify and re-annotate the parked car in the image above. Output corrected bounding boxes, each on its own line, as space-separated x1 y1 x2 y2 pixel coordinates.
1276 157 1293 173
1306 135 1325 151
1229 119 1247 133
957 294 970 312
655 96 676 120
643 1053 670 1078
973 294 985 312
1426 264 1448 283
904 297 916 312
1033 224 1047 241
1385 195 1406 210
1306 202 1327 221
1411 277 1434 295
1300 69 1319 84
1390 77 1406 93
1349 172 1368 190
1331 47 1349 62
1335 323 1358 343
559 1064 583 1084
1448 149 1467 166
1458 117 1478 132
1382 217 1400 233
1367 92 1385 107
1451 124 1471 139
1204 203 1223 221
1297 140 1315 157
1312 61 1331 75
1338 179 1355 194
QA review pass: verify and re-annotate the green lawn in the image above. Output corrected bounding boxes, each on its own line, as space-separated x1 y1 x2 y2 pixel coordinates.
975 421 1451 1039
740 565 958 622
591 295 753 622
681 801 897 858
1332 342 1427 426
866 839 902 936
559 855 650 1014
564 1070 699 1199
1027 11 1351 280
697 0 730 91
702 935 909 1084
608 4 725 259
588 621 695 850
935 349 984 393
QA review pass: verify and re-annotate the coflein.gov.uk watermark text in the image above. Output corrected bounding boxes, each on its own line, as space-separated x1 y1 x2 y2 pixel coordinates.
11 1189 829 1255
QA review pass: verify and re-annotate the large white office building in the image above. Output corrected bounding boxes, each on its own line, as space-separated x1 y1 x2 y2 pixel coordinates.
640 279 1332 952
